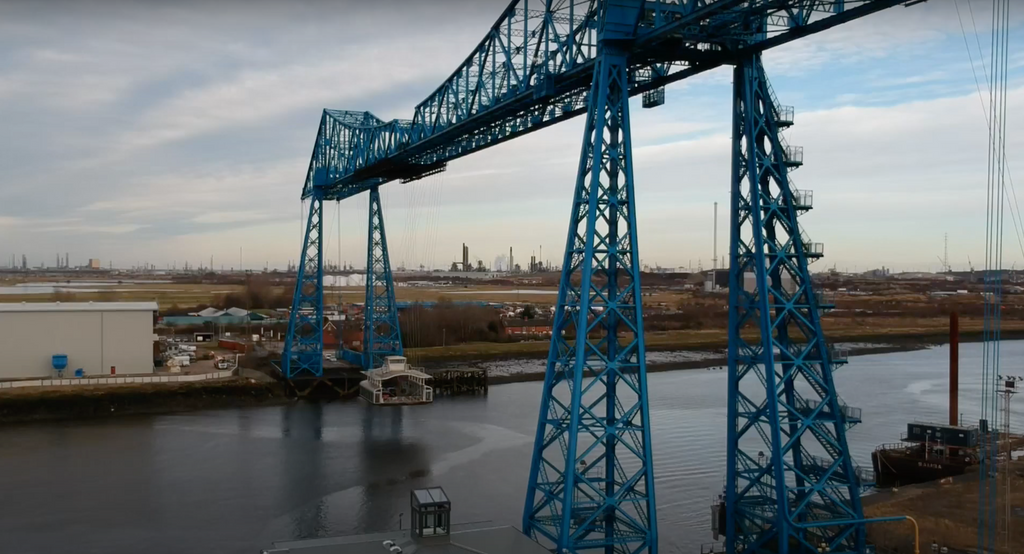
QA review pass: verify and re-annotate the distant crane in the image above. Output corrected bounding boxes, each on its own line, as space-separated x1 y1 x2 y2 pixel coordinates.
937 232 950 272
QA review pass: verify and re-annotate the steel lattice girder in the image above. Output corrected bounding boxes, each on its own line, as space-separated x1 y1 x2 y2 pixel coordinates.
363 186 403 370
725 54 865 554
522 7 658 550
282 194 325 379
300 0 906 202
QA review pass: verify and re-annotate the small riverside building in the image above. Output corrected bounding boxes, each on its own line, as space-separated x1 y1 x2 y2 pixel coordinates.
359 356 433 405
0 302 157 379
263 487 549 554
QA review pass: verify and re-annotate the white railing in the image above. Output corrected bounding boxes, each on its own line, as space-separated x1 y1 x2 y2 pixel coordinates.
791 188 813 209
642 87 665 108
815 290 835 309
784 145 804 165
793 396 861 422
0 369 235 390
776 104 795 125
802 242 824 256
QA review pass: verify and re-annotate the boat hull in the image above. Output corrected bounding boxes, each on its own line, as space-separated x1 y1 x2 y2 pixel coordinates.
871 448 972 488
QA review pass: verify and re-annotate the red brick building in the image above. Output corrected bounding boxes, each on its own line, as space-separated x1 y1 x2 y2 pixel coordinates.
502 319 554 337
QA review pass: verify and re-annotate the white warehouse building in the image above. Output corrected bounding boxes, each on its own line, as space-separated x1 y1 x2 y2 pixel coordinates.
0 302 157 380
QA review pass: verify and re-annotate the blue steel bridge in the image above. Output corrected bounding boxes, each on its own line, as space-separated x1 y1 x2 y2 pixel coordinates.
281 1 927 553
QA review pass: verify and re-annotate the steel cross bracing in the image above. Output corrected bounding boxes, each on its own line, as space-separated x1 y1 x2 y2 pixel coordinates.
280 0 919 550
299 0 907 203
283 195 325 378
362 186 403 369
522 5 658 550
725 54 865 554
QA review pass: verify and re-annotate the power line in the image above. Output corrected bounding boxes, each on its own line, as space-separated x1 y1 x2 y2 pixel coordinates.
954 0 1024 264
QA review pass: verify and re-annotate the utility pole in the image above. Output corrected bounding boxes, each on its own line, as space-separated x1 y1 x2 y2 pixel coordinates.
997 374 1020 550
712 201 718 290
713 201 718 271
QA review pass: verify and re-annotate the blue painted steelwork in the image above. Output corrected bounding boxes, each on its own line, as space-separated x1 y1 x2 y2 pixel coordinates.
285 0 908 374
283 194 324 378
362 186 403 369
279 1 920 550
522 3 659 553
725 53 865 554
299 0 907 203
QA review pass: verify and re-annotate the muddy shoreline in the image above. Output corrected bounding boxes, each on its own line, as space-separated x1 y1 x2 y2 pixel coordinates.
482 342 931 385
410 328 1023 366
0 379 289 425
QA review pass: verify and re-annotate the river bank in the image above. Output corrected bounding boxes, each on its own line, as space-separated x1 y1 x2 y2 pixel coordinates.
463 341 927 385
0 379 287 424
403 325 1024 365
863 460 1024 553
1 328 1012 424
2 342 1018 554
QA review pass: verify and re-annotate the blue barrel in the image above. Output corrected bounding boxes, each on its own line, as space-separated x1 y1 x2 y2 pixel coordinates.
74 368 84 378
52 355 68 370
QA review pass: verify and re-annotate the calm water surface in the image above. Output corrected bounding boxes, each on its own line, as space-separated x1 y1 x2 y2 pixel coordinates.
1 341 1022 554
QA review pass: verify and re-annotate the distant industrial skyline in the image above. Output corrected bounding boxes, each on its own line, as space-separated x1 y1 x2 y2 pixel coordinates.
0 239 996 276
0 1 1021 273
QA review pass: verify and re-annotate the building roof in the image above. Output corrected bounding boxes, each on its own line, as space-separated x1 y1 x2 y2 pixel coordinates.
365 367 432 380
412 487 450 508
504 319 553 328
268 526 550 554
0 301 158 313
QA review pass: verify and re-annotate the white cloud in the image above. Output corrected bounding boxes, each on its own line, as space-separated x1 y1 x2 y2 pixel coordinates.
191 211 272 224
0 0 1020 272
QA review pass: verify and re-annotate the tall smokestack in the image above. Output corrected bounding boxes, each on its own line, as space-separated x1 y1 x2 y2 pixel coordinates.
949 311 959 426
509 247 513 273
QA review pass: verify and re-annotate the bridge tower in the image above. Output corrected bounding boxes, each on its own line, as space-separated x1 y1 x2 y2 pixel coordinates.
724 53 865 554
522 2 658 552
283 192 325 378
361 185 403 369
284 185 403 374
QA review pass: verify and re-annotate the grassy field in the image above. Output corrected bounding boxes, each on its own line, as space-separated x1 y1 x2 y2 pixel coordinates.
0 282 561 307
0 282 250 307
5 278 1021 364
402 317 1024 363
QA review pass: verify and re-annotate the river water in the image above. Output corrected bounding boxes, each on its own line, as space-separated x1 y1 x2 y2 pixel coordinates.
1 342 1022 554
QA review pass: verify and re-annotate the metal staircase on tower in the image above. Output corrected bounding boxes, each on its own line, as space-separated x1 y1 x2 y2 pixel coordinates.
279 1 927 552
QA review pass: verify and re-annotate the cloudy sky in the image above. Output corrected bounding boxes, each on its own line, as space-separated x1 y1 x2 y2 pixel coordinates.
0 0 1022 273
